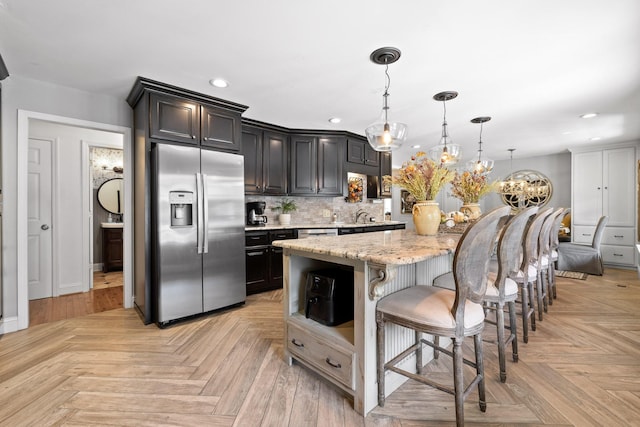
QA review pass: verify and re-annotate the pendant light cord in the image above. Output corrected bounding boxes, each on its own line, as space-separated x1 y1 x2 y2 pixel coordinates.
383 63 390 123
477 122 484 162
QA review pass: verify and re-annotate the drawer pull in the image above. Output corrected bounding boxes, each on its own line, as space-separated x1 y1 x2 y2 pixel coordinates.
614 235 624 238
325 358 342 369
614 253 623 257
291 339 304 348
247 251 264 257
582 233 592 236
250 236 261 240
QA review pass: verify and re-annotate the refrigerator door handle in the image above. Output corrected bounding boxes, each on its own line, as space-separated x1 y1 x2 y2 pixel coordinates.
202 173 209 254
196 172 203 254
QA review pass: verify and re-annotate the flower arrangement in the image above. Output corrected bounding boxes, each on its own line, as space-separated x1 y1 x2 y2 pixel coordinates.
450 170 498 204
383 151 455 201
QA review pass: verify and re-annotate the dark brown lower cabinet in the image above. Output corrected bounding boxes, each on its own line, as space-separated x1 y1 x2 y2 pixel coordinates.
245 229 297 295
102 227 123 272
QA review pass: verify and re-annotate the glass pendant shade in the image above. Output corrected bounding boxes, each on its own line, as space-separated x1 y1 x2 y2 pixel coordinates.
428 136 461 165
428 91 461 165
466 116 494 174
365 109 408 152
467 158 495 174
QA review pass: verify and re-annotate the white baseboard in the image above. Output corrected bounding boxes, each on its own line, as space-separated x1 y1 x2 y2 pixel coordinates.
0 316 19 334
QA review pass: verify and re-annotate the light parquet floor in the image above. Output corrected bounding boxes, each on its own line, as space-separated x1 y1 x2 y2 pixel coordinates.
2 268 639 426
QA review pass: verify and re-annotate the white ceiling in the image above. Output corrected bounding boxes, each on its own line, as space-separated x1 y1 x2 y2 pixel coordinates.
1 0 639 166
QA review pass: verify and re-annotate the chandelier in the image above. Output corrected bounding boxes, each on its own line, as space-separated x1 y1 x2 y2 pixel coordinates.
467 116 494 174
499 149 552 209
428 91 461 165
365 47 408 152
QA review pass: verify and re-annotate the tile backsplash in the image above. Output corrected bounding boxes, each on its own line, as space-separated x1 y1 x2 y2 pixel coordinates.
246 195 389 226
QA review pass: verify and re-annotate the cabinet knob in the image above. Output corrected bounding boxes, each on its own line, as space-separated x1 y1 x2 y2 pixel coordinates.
192 135 196 139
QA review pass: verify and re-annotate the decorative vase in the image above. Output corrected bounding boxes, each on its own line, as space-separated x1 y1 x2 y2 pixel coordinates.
460 203 482 220
412 200 440 236
279 213 291 225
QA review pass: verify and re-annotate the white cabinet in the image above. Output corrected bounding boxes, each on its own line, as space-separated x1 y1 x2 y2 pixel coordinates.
571 145 637 267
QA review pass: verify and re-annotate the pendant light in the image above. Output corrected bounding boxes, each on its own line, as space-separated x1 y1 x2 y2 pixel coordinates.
467 116 494 174
428 91 461 165
365 47 408 152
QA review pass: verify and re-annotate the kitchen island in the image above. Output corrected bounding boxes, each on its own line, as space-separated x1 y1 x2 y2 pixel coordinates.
272 229 460 415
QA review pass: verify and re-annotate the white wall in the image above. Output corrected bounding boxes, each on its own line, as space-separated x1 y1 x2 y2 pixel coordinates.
1 75 131 325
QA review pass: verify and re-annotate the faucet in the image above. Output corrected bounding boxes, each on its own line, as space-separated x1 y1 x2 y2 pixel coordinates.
355 209 368 224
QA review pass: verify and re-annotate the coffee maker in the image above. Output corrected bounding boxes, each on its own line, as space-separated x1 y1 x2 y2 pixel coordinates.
246 201 268 226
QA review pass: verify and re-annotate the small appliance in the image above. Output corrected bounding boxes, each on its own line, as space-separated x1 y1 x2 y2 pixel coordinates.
305 268 354 326
246 201 268 226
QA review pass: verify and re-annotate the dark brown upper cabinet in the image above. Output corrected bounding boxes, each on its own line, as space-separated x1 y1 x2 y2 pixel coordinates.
289 134 343 196
346 137 379 167
201 104 242 152
131 77 247 152
242 123 288 195
150 92 199 145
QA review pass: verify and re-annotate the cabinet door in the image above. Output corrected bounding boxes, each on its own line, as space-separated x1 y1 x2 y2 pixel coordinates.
379 152 392 198
246 247 269 294
318 137 344 195
201 105 241 152
346 138 365 164
149 92 199 144
603 147 635 227
364 143 380 167
572 151 603 225
263 131 288 195
289 135 317 195
103 228 123 272
269 246 284 288
242 126 263 194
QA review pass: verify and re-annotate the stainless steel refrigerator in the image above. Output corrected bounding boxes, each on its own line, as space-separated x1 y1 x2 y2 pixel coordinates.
151 143 246 326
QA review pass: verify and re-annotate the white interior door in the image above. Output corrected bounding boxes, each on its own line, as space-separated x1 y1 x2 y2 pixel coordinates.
28 138 53 300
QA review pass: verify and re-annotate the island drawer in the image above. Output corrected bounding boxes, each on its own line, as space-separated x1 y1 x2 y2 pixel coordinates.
287 321 355 389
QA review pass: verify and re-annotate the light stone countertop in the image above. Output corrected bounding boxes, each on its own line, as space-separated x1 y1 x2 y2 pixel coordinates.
245 221 405 232
272 229 460 265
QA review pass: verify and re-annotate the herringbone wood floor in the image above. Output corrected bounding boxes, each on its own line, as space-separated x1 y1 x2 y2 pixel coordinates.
2 268 639 426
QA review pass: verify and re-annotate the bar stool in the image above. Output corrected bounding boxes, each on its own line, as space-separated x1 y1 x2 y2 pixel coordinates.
376 206 510 427
433 206 537 382
542 208 567 304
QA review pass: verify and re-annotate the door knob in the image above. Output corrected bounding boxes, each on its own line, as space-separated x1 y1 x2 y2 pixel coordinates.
41 224 49 230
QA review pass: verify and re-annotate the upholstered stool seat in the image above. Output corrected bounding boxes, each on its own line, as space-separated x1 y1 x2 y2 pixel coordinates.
377 286 485 334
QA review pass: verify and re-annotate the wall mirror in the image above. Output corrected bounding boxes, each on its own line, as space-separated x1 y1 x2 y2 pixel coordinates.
98 178 124 214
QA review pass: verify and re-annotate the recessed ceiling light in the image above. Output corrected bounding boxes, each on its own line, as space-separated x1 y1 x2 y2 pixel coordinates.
562 131 572 135
209 78 229 88
590 136 602 141
328 117 341 124
580 113 598 119
412 145 421 149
